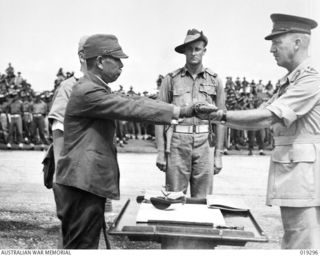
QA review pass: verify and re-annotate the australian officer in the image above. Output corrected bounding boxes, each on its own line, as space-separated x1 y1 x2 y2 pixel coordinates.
204 14 320 249
155 29 225 198
53 34 217 249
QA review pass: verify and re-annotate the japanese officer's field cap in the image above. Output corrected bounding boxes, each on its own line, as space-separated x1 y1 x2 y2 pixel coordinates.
175 29 208 54
83 34 128 59
265 13 318 40
78 35 90 53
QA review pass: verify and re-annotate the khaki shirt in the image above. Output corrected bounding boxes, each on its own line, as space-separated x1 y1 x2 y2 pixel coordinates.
48 76 77 126
8 99 23 115
22 101 32 113
31 100 48 115
158 66 224 125
0 102 8 113
265 58 320 207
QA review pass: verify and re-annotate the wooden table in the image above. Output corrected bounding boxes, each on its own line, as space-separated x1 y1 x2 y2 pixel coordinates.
108 198 268 249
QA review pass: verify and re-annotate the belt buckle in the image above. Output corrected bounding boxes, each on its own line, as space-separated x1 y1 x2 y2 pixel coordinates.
193 125 196 133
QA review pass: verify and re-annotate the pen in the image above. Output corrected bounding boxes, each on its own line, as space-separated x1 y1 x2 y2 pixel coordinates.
214 225 244 230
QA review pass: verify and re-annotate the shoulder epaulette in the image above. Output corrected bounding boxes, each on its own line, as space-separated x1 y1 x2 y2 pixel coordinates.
168 68 183 78
305 66 318 74
205 68 218 78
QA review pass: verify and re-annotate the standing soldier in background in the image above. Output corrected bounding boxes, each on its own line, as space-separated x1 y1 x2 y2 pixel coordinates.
156 29 225 198
30 93 49 148
235 77 241 91
242 77 249 92
0 94 9 144
6 90 24 149
14 72 23 88
223 76 238 154
42 92 53 141
21 91 32 144
127 86 142 139
265 80 274 97
264 79 275 148
246 88 265 156
256 79 264 92
5 63 15 84
141 91 151 140
204 14 320 249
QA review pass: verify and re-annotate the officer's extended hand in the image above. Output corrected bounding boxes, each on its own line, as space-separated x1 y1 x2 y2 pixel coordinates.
179 102 218 118
194 103 219 120
197 108 224 121
194 102 218 115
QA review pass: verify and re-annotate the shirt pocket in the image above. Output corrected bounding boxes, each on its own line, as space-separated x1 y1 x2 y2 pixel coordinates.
199 83 216 104
172 86 191 106
271 144 316 199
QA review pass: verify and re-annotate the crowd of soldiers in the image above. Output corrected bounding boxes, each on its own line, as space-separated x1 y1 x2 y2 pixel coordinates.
0 63 55 148
112 75 163 147
0 63 277 153
223 76 279 155
0 64 161 149
0 64 79 148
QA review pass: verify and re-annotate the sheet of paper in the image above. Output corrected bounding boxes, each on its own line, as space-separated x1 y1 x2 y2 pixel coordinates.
136 203 226 226
206 195 248 211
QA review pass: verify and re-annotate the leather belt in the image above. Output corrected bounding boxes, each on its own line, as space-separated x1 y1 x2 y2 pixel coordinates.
11 114 21 117
173 124 209 134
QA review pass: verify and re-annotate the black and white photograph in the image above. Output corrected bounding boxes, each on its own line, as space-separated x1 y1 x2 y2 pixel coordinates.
0 0 320 254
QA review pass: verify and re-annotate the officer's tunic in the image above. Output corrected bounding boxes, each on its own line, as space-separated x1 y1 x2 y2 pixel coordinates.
264 58 320 248
54 72 180 248
56 72 179 199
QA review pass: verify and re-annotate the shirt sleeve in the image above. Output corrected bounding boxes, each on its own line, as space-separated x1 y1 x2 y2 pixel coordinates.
266 74 320 127
158 75 181 120
68 84 176 125
216 77 226 109
158 75 172 103
48 79 74 124
52 120 64 132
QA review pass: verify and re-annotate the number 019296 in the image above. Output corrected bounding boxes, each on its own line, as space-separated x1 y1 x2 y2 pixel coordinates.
300 250 319 255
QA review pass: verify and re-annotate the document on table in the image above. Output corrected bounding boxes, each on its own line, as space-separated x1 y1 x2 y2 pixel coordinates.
206 195 249 212
136 202 226 226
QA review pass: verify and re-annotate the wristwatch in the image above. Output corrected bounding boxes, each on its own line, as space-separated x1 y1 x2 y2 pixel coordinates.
220 110 227 124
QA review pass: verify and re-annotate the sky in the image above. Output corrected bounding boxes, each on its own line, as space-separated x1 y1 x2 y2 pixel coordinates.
0 0 319 93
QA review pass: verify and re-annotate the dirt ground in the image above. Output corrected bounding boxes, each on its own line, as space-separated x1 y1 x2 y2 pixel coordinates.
0 140 283 250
